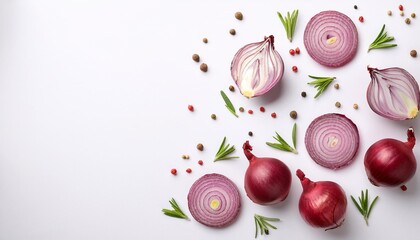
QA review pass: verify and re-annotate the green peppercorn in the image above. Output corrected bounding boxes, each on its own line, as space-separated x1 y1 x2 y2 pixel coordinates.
411 12 416 18
239 107 244 112
405 18 411 24
289 110 297 119
211 114 217 120
353 103 359 110
334 83 340 89
335 101 341 108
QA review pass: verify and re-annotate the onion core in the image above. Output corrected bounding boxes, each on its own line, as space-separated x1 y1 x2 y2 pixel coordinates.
188 173 241 228
304 10 358 68
364 128 417 189
243 141 291 205
296 169 347 230
305 113 360 169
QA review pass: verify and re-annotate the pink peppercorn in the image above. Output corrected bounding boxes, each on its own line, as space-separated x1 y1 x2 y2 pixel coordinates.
188 105 194 111
186 168 192 173
171 168 177 175
259 106 265 112
248 109 254 114
271 112 277 118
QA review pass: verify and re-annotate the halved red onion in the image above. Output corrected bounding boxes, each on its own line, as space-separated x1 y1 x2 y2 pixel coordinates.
305 113 359 169
367 66 420 120
231 35 284 98
188 173 241 228
304 11 358 68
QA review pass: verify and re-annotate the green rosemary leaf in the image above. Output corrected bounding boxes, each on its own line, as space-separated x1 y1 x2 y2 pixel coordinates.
292 123 297 149
254 214 280 238
266 126 298 154
220 90 238 118
308 75 336 98
214 137 239 161
277 9 299 42
162 198 189 220
351 189 379 226
368 24 397 52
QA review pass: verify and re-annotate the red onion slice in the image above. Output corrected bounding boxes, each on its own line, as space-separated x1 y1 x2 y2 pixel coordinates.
188 173 241 228
305 113 359 169
304 11 358 68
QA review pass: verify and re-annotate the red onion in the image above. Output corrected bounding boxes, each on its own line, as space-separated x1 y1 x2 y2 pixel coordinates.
231 35 284 98
364 128 417 190
367 66 420 120
187 173 241 228
305 113 359 169
243 141 291 205
304 11 358 68
296 169 347 230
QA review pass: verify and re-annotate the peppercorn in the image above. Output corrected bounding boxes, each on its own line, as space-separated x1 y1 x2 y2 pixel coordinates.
292 66 298 72
405 18 411 24
289 110 297 119
229 85 235 92
198 160 203 165
301 91 307 97
248 131 253 137
196 143 204 151
192 54 200 62
335 101 341 108
387 10 392 16
248 109 253 114
353 103 359 110
289 49 295 55
399 5 403 11
239 107 244 112
400 11 404 16
186 168 192 173
229 29 236 35
182 154 190 159
188 105 194 111
202 38 208 43
411 13 416 18
200 63 208 72
295 47 300 54
271 112 277 118
171 168 177 175
211 113 217 120
354 5 358 10
235 12 243 20
334 83 340 89
259 106 265 112
410 50 417 58
358 16 364 22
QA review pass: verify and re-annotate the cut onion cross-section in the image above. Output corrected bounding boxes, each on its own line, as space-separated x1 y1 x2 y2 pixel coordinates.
305 113 360 169
188 173 241 228
304 10 358 68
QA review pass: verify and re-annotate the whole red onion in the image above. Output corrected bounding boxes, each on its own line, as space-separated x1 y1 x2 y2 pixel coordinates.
243 141 291 205
364 128 417 190
296 169 347 230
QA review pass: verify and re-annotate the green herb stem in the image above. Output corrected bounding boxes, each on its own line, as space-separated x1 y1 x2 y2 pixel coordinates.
307 75 336 98
214 136 239 161
220 90 238 117
254 214 280 238
277 9 299 42
368 24 397 52
350 189 379 226
266 123 298 154
162 198 189 220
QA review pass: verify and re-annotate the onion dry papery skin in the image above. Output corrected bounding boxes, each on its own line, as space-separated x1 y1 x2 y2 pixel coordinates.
297 169 347 230
243 141 292 205
304 11 358 68
367 66 420 120
305 113 359 169
188 173 241 228
231 35 284 98
364 128 417 189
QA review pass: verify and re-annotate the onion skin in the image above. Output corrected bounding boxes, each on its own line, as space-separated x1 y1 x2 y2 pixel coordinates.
364 128 417 189
231 35 284 98
296 169 347 230
243 141 291 205
187 173 241 228
367 66 420 120
304 11 358 68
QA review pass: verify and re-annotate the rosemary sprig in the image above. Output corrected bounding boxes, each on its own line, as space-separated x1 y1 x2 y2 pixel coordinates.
220 90 238 117
368 24 397 52
214 136 239 161
162 198 189 220
350 189 379 226
254 214 280 238
277 9 299 42
307 75 336 98
266 123 298 154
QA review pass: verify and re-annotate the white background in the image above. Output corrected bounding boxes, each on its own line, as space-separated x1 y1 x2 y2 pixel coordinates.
1 0 420 239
